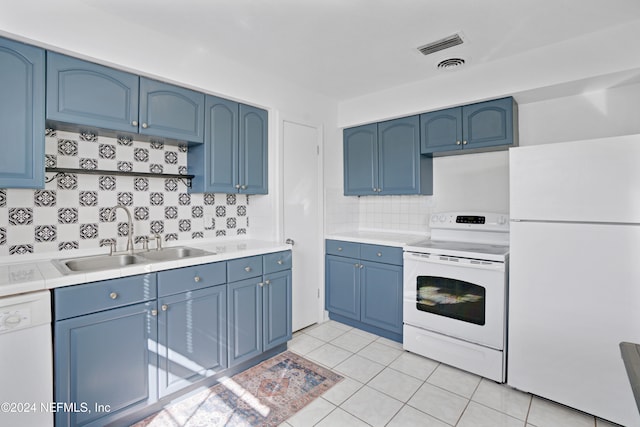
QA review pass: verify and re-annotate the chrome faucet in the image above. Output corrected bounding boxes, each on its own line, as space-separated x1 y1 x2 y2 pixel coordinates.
108 205 134 255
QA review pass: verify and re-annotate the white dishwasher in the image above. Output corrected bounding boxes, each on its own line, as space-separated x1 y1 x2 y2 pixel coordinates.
0 290 53 427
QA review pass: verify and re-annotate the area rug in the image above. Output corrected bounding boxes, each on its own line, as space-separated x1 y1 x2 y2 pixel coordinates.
132 351 343 427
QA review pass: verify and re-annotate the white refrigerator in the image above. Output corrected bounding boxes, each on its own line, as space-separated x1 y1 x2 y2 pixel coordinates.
508 135 640 427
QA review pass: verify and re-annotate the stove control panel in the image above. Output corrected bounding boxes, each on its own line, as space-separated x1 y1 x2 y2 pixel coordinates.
430 212 509 231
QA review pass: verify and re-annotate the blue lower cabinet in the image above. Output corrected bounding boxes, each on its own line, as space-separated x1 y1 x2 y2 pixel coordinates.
325 254 360 320
54 301 157 427
263 270 292 351
228 268 293 366
157 285 227 397
228 277 263 367
325 240 403 341
360 260 403 335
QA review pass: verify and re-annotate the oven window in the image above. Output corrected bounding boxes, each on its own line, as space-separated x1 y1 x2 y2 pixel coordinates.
416 276 486 325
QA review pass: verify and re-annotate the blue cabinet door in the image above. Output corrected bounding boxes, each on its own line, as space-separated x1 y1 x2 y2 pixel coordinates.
462 97 515 150
420 107 462 154
0 37 44 188
360 260 403 334
54 301 157 427
228 278 263 367
378 115 431 195
158 285 227 397
189 97 268 194
139 77 205 143
46 52 139 133
189 95 239 193
343 124 378 195
263 270 292 351
325 255 360 320
239 104 268 194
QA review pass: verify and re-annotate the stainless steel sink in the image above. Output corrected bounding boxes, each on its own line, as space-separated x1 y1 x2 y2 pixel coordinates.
137 246 214 262
53 254 145 274
52 246 215 275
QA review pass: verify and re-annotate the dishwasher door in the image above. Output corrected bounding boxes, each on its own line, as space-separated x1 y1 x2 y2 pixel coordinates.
0 290 53 427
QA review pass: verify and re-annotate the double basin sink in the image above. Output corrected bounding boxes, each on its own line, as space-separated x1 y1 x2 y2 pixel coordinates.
53 246 215 275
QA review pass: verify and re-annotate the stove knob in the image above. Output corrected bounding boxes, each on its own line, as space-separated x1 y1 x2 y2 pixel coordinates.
439 215 446 222
430 214 438 223
498 216 507 225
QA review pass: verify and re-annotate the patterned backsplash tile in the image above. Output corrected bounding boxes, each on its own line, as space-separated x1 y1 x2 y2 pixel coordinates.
0 129 251 257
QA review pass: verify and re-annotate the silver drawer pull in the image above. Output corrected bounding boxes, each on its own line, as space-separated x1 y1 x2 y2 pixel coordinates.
277 260 283 265
258 282 264 287
109 292 118 300
161 304 168 311
354 263 360 268
265 280 271 285
244 266 252 272
194 276 201 283
337 247 343 251
151 309 158 316
359 264 364 269
377 252 382 257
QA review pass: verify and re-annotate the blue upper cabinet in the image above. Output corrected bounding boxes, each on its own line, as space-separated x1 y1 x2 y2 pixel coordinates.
421 97 517 154
47 52 205 144
189 95 268 194
344 117 432 196
47 52 139 134
420 107 463 153
463 97 516 150
0 37 45 188
139 77 204 143
378 115 431 195
344 124 378 195
239 104 268 194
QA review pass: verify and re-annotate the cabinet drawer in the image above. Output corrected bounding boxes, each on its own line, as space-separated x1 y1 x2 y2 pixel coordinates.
326 240 360 258
54 274 157 320
360 244 403 265
263 251 292 274
227 255 263 282
157 262 226 297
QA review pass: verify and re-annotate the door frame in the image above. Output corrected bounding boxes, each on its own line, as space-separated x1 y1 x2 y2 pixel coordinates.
278 113 326 329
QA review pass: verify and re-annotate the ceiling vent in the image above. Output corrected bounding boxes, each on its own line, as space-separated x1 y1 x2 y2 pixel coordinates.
437 58 466 70
417 33 464 56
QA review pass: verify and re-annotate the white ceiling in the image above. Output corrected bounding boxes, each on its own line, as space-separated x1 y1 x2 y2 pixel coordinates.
2 0 640 101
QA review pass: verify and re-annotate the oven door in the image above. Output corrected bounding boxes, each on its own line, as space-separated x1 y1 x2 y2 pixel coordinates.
403 251 506 350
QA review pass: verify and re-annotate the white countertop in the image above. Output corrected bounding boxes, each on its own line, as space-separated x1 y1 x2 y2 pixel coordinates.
0 239 290 298
325 229 427 247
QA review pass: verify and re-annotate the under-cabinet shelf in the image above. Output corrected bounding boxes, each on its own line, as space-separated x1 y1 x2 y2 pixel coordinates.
45 167 194 187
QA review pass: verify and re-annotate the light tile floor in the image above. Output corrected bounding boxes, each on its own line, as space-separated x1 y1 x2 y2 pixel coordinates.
282 320 622 427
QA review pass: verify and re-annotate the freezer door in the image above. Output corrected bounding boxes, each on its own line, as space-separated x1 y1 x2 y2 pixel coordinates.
508 221 640 427
509 134 640 223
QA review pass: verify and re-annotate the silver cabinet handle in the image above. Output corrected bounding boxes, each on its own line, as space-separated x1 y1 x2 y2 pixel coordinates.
258 282 264 287
132 120 138 127
377 252 382 257
354 263 360 268
456 140 461 145
109 292 118 300
161 304 168 311
265 280 271 285
194 276 201 283
240 185 247 190
337 247 343 251
359 264 364 269
244 266 252 272
151 309 158 316
235 184 241 189
142 123 149 129
463 140 468 145
285 238 295 246
277 260 283 265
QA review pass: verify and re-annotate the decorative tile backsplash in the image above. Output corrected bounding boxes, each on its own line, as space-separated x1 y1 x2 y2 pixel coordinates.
0 129 251 257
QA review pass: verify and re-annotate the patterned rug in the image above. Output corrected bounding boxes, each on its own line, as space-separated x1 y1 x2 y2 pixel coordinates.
132 351 343 427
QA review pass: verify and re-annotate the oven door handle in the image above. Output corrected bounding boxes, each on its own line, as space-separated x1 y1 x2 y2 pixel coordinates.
403 252 505 271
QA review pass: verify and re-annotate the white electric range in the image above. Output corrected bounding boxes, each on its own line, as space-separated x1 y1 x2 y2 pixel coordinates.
403 212 510 382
